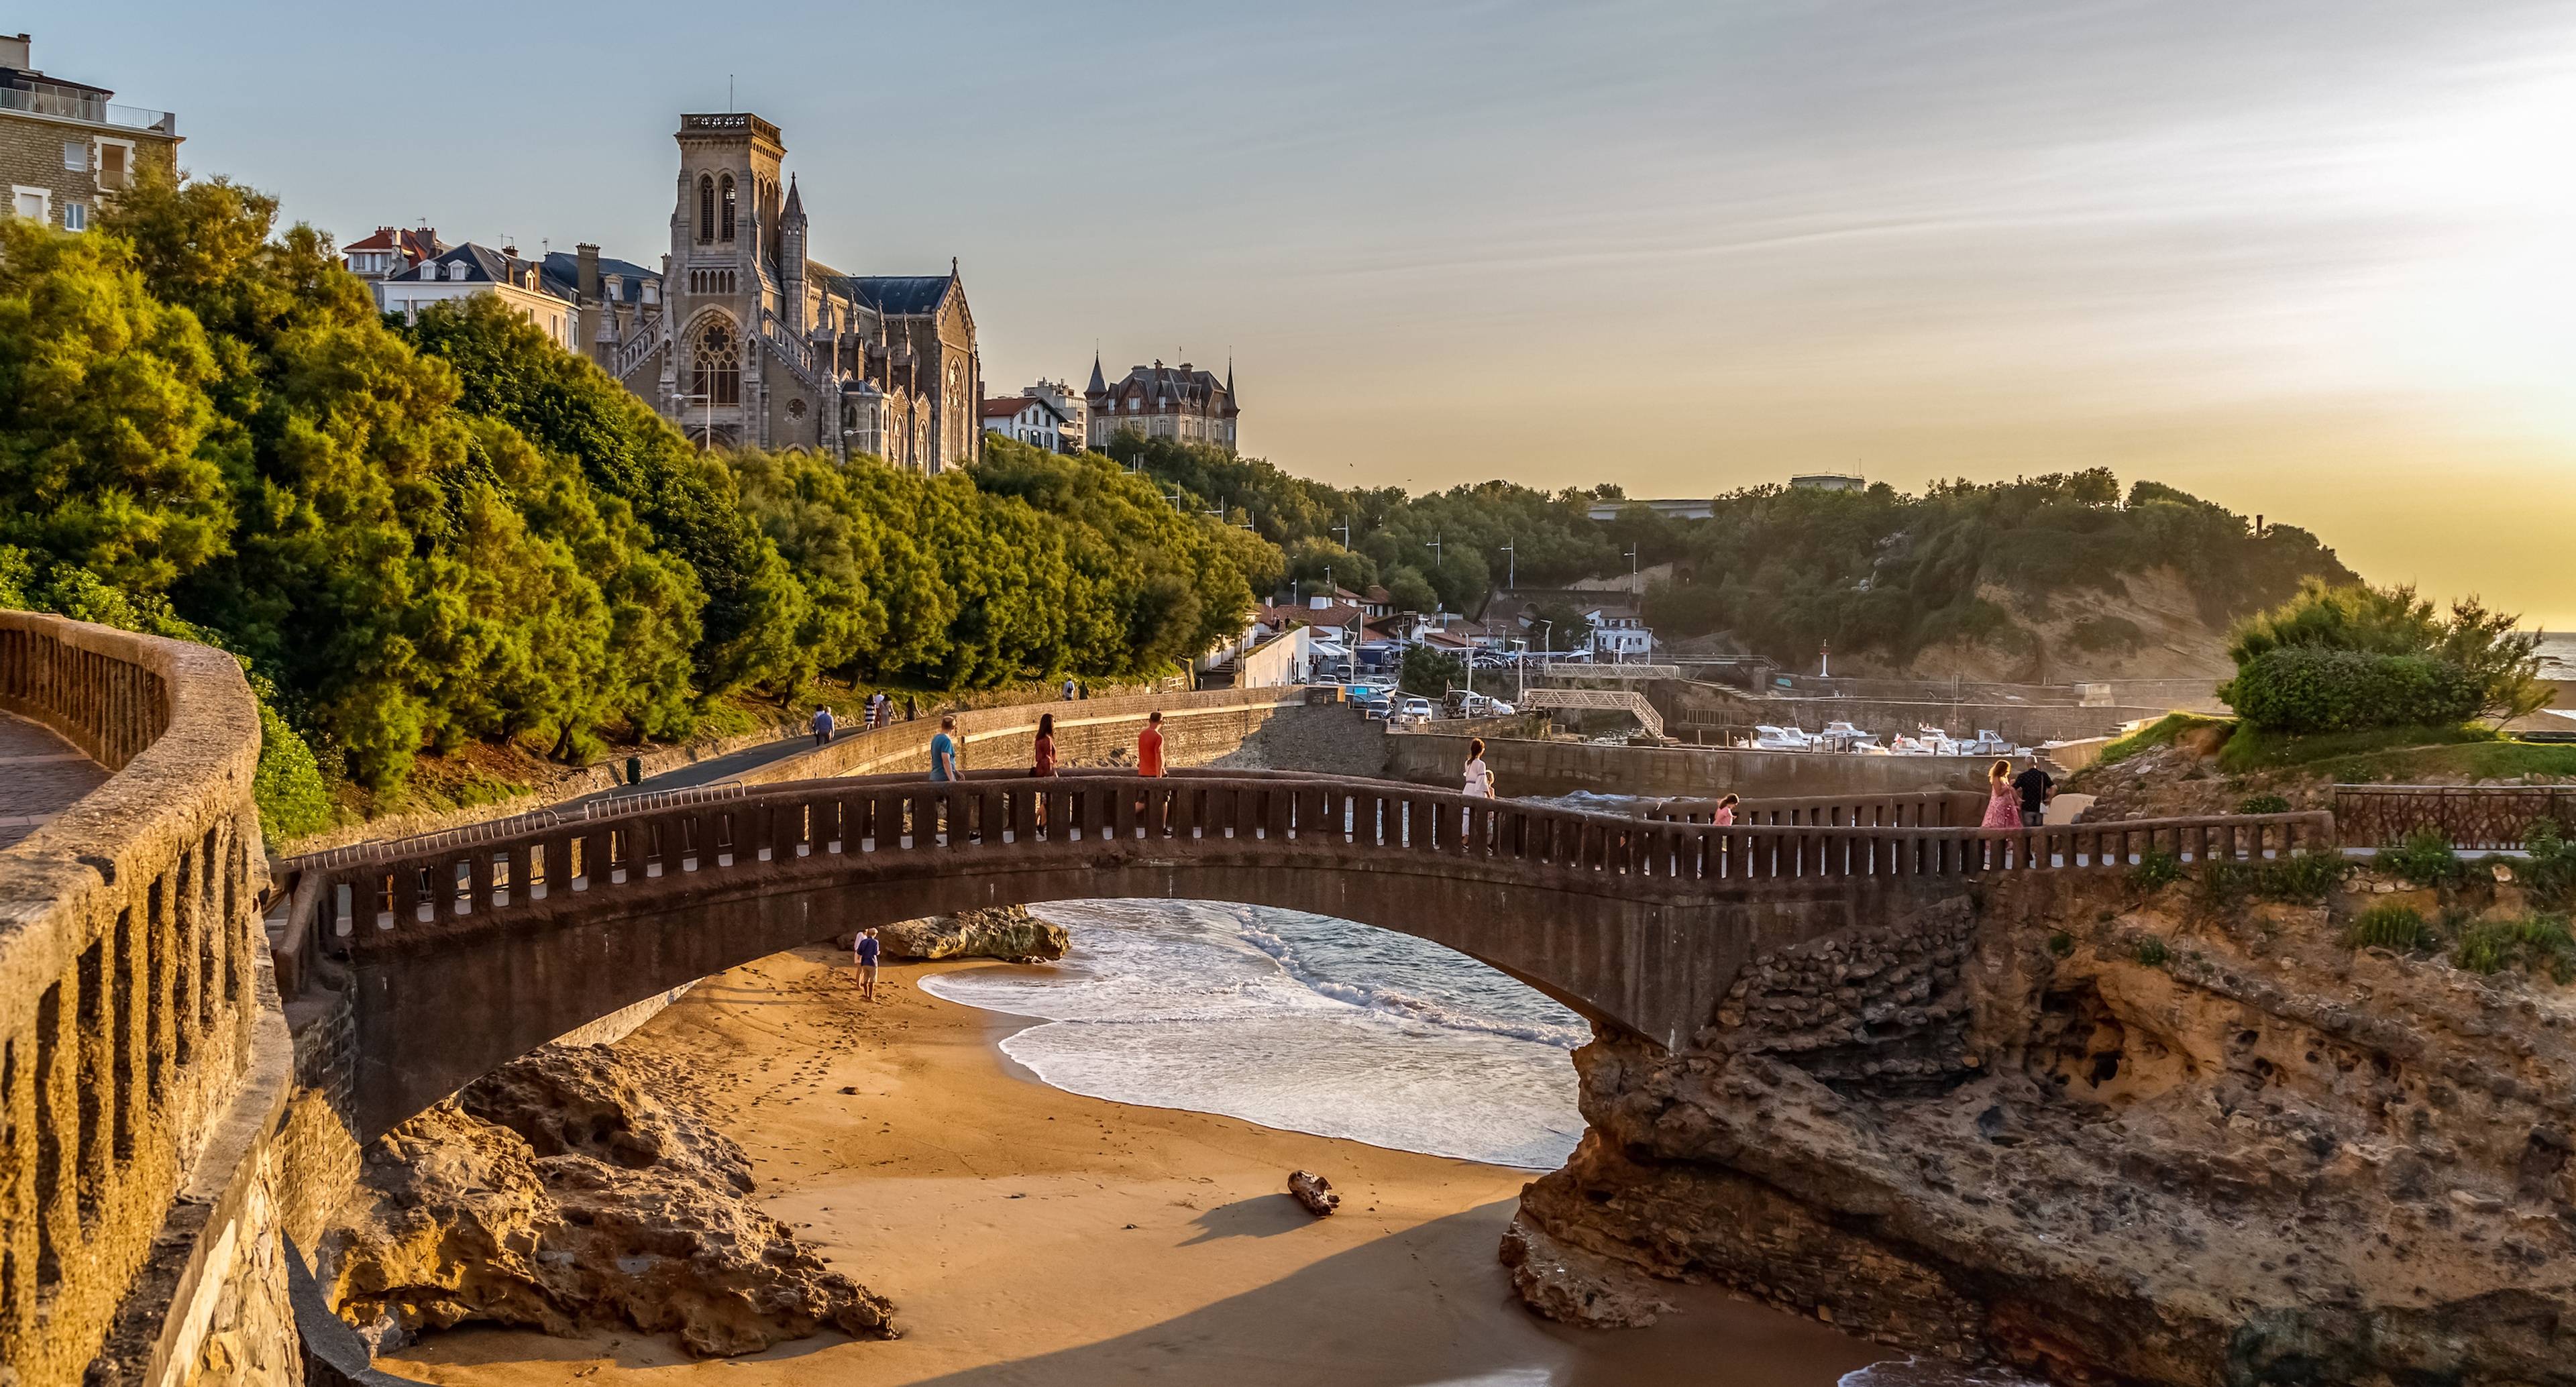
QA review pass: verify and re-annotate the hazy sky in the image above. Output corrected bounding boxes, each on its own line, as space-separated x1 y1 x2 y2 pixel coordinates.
53 1 2576 626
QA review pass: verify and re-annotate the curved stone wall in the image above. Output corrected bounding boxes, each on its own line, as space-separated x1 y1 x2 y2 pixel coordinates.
0 613 286 1385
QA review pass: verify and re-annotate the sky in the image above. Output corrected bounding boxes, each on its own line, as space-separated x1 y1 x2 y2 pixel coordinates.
48 1 2576 627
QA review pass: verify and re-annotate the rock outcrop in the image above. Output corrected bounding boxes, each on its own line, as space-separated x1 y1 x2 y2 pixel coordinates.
1514 873 2576 1385
319 1044 896 1357
1287 1170 1340 1217
877 905 1068 962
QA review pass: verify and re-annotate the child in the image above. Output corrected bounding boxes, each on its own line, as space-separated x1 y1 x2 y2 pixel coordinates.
853 927 881 1002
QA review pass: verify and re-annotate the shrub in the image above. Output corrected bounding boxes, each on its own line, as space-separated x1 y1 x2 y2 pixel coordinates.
2220 648 2484 734
2377 828 2467 888
252 700 335 844
2129 847 2185 892
2132 937 2169 967
2346 904 2438 952
2523 820 2576 909
2046 932 2074 958
2453 916 2576 982
2236 793 2292 815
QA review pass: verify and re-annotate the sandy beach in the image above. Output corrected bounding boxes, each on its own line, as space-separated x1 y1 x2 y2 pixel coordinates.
379 946 1884 1387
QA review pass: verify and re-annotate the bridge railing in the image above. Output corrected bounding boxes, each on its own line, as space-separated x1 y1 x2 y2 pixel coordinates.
0 612 270 1384
276 769 2335 979
1640 790 1989 828
2332 784 2576 850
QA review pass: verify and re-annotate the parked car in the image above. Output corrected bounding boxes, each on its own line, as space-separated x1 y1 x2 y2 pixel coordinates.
1395 696 1436 726
1363 698 1393 720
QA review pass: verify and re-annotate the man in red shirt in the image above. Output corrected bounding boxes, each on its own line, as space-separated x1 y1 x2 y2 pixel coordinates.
1137 711 1166 777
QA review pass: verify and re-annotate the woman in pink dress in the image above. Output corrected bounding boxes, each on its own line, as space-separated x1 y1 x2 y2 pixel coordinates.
1979 759 2020 829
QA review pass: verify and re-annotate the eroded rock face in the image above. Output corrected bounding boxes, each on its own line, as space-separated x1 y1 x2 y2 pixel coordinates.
1515 878 2576 1385
877 905 1068 962
320 1044 896 1357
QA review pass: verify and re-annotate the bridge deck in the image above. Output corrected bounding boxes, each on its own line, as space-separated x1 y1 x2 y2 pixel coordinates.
0 709 107 848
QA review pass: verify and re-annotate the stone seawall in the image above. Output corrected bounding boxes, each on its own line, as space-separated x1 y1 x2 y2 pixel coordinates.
1384 732 2017 799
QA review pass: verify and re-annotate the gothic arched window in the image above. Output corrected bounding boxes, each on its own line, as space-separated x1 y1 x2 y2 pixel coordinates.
697 176 714 243
719 175 737 242
692 317 741 406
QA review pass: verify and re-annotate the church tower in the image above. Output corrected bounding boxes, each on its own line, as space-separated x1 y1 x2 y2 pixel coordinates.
663 111 788 446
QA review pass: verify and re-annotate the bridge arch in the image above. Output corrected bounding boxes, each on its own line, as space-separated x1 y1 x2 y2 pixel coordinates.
278 769 2337 1140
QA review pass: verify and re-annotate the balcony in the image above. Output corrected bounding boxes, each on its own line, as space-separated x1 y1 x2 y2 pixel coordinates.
0 78 176 134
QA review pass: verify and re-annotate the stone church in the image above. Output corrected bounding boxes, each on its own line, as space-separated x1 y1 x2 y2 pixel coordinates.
576 111 981 471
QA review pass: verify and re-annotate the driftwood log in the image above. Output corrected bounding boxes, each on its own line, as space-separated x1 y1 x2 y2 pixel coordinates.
1287 1170 1340 1217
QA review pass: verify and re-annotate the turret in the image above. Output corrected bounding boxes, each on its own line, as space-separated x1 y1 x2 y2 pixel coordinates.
780 174 808 333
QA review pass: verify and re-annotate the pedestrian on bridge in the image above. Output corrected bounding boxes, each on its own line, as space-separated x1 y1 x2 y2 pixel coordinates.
1462 738 1496 799
1980 759 2020 829
2012 763 2055 828
810 705 835 746
1712 793 1739 827
930 715 962 782
1137 711 1166 777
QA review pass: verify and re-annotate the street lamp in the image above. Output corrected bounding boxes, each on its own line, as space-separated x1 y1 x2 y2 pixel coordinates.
1499 539 1515 592
674 390 716 451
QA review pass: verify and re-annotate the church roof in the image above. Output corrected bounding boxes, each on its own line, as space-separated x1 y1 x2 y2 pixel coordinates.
847 275 954 315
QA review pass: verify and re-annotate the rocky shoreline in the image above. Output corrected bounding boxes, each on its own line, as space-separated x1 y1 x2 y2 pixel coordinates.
1511 867 2576 1385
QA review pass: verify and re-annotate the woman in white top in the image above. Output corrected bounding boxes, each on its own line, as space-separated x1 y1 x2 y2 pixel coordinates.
1462 737 1497 799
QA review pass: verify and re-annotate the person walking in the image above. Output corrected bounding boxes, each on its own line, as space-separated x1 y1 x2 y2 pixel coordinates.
810 704 835 746
1062 677 1077 701
1137 710 1167 777
2012 762 2056 828
1032 712 1060 777
929 714 962 782
852 927 881 1002
1980 759 2020 828
1462 737 1497 799
1711 793 1739 827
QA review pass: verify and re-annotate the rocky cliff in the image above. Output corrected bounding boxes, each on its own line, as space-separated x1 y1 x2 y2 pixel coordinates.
318 1044 896 1357
1513 869 2576 1385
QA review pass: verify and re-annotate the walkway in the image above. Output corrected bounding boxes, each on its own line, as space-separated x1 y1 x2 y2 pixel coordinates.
0 710 107 848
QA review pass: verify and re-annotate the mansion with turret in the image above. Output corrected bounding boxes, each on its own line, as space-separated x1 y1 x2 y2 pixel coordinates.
570 111 981 471
1085 357 1240 453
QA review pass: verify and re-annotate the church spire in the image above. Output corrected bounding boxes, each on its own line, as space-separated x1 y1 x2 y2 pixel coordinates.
782 173 803 219
1087 349 1107 396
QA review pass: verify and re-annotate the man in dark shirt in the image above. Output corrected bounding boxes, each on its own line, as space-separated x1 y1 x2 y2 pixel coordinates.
2012 765 2055 828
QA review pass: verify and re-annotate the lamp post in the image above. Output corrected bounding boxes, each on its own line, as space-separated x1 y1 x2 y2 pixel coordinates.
1499 539 1515 592
675 390 716 451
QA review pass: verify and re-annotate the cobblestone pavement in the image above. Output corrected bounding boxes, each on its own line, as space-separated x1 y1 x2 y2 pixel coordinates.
0 712 109 849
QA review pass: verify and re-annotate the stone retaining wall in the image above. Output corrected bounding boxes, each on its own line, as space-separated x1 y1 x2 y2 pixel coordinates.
0 612 290 1386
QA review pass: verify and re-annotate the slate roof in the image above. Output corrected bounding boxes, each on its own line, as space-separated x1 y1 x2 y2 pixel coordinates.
345 225 445 262
1088 362 1237 417
392 243 574 302
539 251 659 304
846 275 953 315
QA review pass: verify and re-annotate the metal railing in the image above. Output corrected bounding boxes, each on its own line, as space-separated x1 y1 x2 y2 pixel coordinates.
0 80 175 133
2334 785 2576 851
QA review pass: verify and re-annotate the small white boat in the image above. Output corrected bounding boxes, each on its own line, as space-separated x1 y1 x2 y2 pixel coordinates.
1752 724 1813 751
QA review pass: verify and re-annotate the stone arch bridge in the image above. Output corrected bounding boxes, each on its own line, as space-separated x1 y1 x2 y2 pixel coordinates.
1 608 2353 1382
269 769 2336 1141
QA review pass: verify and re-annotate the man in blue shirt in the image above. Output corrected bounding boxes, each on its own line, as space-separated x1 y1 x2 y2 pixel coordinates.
928 714 961 782
853 928 880 1002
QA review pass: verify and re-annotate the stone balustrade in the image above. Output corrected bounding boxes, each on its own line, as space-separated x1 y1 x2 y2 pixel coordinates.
2333 783 2576 851
0 613 286 1385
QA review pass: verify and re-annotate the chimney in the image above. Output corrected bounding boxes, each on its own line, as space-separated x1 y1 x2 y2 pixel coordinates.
0 34 30 70
576 242 602 302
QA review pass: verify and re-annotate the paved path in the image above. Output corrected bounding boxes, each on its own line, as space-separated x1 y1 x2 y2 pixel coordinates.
0 712 109 849
559 727 837 812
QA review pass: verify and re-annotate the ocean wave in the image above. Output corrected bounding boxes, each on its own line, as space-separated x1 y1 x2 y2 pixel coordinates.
1238 924 1592 1049
1840 1360 2048 1387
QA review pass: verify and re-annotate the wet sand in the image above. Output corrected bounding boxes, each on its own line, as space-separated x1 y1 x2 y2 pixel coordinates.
380 947 1883 1386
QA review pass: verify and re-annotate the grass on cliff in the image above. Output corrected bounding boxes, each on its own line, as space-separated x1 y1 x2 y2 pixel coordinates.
2096 712 2235 768
2215 722 2576 781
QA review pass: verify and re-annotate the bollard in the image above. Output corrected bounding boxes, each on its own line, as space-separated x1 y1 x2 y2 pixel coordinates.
627 755 643 785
